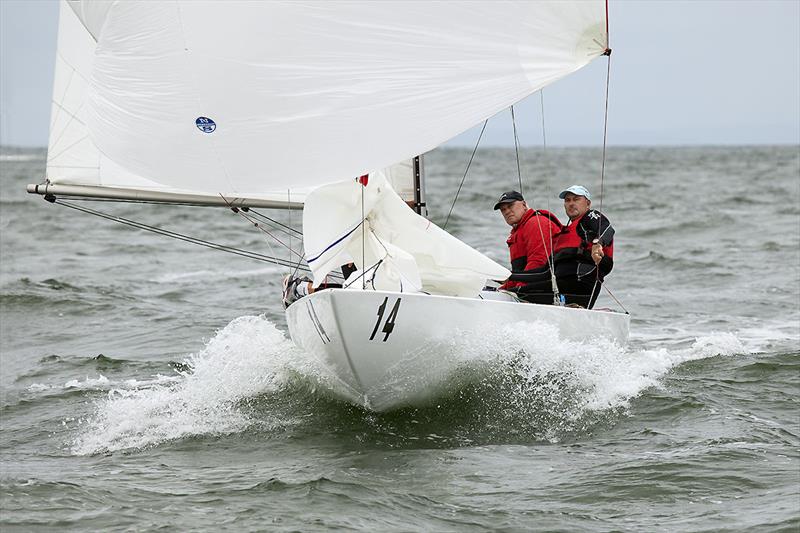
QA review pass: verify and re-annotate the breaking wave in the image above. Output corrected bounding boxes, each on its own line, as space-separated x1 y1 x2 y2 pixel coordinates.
70 314 758 455
72 316 305 455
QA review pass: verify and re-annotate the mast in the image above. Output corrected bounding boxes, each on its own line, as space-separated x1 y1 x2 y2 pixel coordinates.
412 155 427 218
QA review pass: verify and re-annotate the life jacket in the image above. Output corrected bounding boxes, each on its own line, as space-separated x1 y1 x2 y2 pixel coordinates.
503 209 563 289
553 210 614 266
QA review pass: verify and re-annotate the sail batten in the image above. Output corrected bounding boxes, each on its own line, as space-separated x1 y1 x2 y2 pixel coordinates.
42 0 607 199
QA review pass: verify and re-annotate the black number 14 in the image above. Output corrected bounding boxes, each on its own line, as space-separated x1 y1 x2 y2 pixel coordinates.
369 297 402 342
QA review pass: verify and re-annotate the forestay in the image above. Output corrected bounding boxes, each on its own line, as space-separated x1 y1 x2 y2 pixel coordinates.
46 0 607 202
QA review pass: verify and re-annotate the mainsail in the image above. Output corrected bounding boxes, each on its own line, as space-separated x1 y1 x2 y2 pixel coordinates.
39 0 608 205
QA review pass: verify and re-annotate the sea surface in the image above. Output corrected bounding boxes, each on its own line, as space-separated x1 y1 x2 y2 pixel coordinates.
1 145 798 531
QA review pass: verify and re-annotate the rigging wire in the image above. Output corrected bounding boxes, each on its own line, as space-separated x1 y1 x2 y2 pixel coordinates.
513 98 560 303
599 51 612 212
603 284 629 314
245 208 302 236
443 119 488 230
510 105 524 194
287 190 292 271
44 195 305 239
537 89 561 304
342 259 383 291
284 189 307 280
49 197 327 275
218 194 304 263
591 41 614 304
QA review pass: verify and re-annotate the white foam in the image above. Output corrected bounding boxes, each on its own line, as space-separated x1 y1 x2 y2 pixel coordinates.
733 321 800 353
73 315 304 455
690 332 746 357
64 375 111 389
632 315 800 354
28 374 178 393
70 314 759 454
453 322 753 414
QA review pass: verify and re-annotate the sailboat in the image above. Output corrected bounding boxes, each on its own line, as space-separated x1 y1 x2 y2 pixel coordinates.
29 1 629 412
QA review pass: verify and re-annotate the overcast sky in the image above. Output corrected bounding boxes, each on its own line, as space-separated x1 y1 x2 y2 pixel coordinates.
1 0 798 148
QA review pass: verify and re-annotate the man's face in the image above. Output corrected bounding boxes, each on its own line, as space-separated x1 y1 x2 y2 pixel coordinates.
563 193 591 221
499 200 528 226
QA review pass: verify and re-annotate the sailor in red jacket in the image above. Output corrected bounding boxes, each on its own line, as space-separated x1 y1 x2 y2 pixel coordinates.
494 190 563 304
553 185 615 308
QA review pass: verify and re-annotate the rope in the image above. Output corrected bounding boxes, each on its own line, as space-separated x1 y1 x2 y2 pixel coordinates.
599 52 612 212
443 119 487 230
592 6 614 302
246 208 302 236
51 198 317 273
218 194 304 263
343 259 383 290
603 284 629 314
41 195 304 238
510 105 524 194
285 189 307 280
288 189 293 271
537 89 561 304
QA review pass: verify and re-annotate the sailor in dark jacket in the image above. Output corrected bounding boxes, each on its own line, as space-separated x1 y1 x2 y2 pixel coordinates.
553 185 615 309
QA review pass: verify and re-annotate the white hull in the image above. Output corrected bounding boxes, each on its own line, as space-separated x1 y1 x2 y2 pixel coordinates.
286 289 630 412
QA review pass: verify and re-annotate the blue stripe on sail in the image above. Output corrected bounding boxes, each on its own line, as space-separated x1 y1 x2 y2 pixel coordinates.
306 221 363 264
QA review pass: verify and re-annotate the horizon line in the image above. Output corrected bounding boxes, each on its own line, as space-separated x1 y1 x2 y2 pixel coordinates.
1 142 799 151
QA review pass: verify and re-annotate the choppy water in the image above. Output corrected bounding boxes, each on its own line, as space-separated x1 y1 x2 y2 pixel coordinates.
1 145 798 531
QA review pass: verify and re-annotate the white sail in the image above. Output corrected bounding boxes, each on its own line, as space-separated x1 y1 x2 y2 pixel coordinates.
45 0 308 206
303 172 510 297
46 0 607 200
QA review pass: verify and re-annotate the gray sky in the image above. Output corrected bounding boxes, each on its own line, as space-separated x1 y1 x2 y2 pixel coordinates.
1 0 798 148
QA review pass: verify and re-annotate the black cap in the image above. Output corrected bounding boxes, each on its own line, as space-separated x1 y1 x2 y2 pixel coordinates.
493 190 524 210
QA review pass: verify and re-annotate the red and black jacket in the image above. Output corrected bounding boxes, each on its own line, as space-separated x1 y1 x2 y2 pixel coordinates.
553 209 614 280
501 209 563 290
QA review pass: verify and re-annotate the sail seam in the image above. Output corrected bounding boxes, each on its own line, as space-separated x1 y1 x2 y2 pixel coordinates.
56 52 92 85
47 100 89 158
48 69 88 164
48 65 75 157
47 134 94 167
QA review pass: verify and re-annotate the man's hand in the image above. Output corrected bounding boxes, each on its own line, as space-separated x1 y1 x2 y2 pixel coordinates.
591 243 604 265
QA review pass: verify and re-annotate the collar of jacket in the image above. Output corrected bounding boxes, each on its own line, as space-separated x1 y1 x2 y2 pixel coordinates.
511 208 536 231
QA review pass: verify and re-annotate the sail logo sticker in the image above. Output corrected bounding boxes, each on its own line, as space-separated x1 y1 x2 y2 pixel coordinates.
195 117 216 133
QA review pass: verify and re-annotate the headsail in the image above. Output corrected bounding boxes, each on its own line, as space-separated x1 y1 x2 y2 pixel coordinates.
303 173 511 297
40 0 608 203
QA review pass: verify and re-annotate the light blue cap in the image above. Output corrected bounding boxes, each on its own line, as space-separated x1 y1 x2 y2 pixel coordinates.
558 185 591 200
